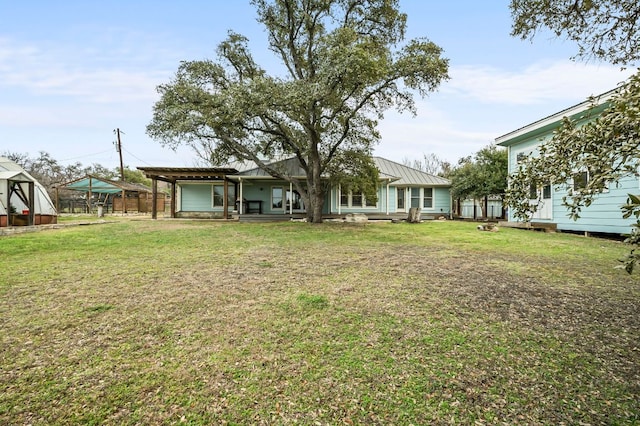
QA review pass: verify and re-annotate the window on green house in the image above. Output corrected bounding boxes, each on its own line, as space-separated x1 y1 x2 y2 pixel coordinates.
423 188 433 209
272 187 283 209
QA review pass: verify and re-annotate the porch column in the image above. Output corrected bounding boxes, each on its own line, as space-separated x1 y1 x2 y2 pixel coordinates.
151 178 158 219
338 184 341 215
170 181 176 218
239 178 243 216
386 179 390 215
223 178 229 220
289 181 293 215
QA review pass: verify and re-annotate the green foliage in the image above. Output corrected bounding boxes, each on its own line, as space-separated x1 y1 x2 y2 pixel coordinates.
449 144 508 202
147 0 448 222
510 0 640 65
505 72 640 272
620 194 640 273
508 0 640 272
121 167 151 186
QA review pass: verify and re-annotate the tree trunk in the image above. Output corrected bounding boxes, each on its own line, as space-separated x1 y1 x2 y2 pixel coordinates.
407 207 421 223
305 153 324 223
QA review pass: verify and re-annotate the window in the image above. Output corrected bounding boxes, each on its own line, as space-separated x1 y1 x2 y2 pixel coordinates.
410 188 420 208
272 187 283 209
423 188 433 209
529 183 538 199
340 192 349 206
408 187 434 209
212 184 235 208
351 192 363 207
286 189 303 210
542 184 551 199
397 188 405 209
341 188 377 208
364 195 376 207
573 171 588 191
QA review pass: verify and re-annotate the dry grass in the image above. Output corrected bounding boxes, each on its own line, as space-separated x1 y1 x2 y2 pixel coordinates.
1 219 639 424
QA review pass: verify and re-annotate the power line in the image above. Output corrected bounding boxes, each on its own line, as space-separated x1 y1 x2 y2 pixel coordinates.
59 149 114 162
122 147 153 166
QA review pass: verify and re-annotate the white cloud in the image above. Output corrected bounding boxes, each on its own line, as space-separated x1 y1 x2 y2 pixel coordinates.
0 37 173 104
445 60 634 105
375 61 637 164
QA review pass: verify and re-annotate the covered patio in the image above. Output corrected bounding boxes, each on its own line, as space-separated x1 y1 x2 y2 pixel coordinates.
137 167 238 219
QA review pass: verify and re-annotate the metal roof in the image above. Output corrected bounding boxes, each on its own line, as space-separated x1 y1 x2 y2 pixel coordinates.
495 86 619 146
137 167 238 183
135 157 451 187
373 157 451 186
234 157 307 178
60 175 154 194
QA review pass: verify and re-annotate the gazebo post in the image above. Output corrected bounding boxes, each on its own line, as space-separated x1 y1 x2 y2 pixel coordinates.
151 178 158 220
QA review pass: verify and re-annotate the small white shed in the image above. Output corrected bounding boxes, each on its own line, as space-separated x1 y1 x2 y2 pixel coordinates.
0 156 57 227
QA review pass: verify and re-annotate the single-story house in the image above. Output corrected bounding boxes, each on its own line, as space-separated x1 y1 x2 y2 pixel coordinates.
138 156 451 220
0 156 57 227
495 88 637 235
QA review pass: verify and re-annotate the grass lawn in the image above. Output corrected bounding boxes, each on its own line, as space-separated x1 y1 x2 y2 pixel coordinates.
1 219 639 424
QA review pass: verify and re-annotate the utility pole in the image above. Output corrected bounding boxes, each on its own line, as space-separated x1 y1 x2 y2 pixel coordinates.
115 128 125 182
114 128 127 214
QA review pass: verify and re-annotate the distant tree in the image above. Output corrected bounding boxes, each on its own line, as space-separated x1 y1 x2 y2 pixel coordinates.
121 167 151 186
84 163 118 180
1 151 119 200
402 153 451 177
449 145 507 218
508 0 640 272
147 0 449 223
2 151 30 168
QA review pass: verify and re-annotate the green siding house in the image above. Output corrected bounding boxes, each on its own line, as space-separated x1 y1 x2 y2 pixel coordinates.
140 157 451 220
496 89 638 235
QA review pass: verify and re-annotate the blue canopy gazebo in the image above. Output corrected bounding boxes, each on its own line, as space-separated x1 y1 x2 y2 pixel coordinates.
57 175 162 214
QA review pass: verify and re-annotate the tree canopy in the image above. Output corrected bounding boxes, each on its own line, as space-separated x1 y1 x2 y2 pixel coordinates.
2 151 149 199
147 0 449 222
510 0 640 65
402 153 452 177
449 145 508 218
508 0 640 272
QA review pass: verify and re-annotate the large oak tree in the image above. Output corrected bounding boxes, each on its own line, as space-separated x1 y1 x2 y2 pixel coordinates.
147 0 448 222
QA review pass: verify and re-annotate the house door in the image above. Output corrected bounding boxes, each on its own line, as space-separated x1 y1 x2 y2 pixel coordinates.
396 188 406 212
531 184 552 220
286 189 305 213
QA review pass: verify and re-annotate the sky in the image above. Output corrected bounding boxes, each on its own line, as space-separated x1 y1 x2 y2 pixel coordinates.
0 0 635 170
